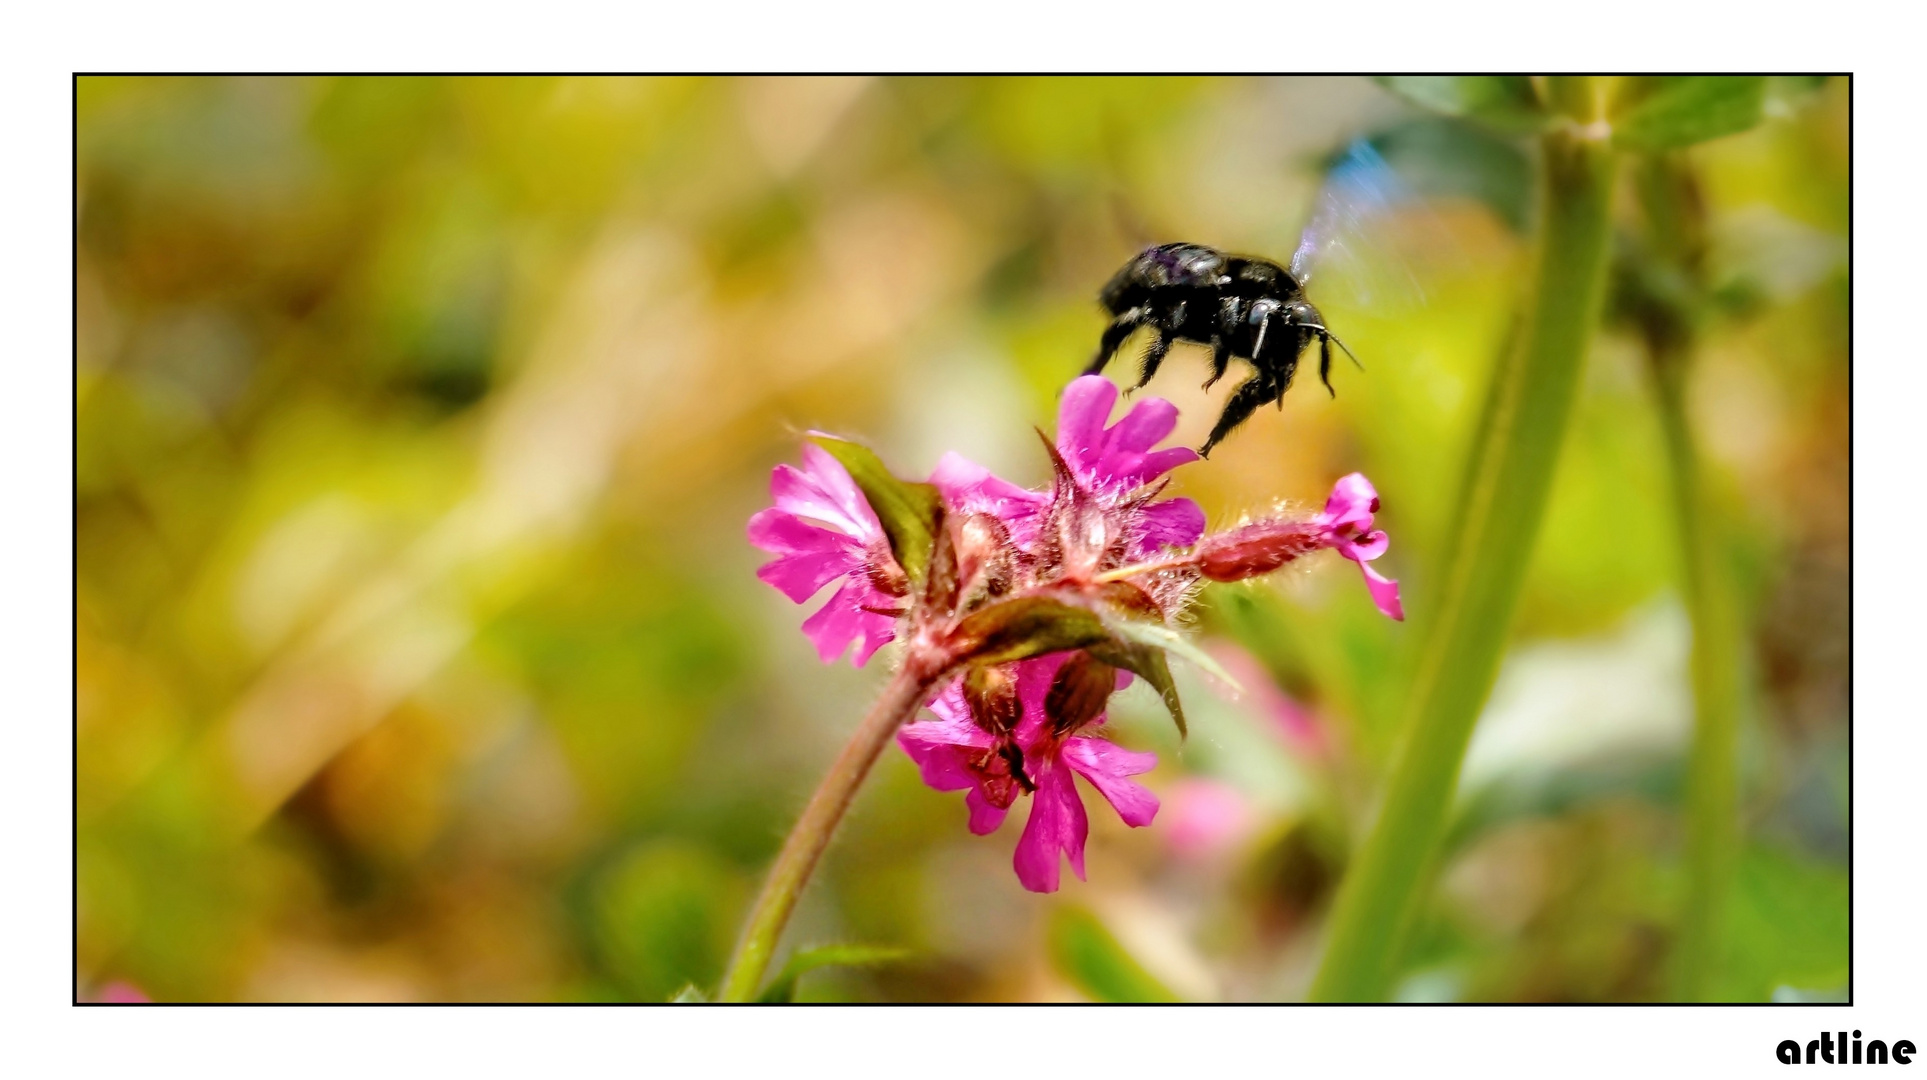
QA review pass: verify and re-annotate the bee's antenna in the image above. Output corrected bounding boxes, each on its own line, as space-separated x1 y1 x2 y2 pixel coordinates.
1302 324 1365 371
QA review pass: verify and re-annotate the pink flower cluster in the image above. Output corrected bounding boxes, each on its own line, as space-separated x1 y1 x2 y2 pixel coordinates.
898 652 1158 892
748 375 1404 891
746 442 904 666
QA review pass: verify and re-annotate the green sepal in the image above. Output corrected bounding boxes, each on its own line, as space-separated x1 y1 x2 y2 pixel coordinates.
1086 633 1186 740
948 584 1232 741
756 943 908 1003
1612 76 1767 151
669 983 708 1003
1101 614 1242 692
806 433 945 586
948 595 1113 667
1375 76 1550 133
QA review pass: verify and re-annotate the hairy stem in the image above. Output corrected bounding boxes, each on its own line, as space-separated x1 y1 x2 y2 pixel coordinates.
1308 77 1618 1002
718 649 948 1002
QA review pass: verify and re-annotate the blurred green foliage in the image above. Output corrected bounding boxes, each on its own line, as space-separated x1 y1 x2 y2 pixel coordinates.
76 76 1847 1001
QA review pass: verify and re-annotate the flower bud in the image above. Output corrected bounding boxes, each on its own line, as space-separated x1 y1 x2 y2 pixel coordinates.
1192 520 1323 582
954 512 1016 599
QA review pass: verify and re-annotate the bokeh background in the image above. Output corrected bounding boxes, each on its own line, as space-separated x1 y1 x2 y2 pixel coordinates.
75 76 1847 1002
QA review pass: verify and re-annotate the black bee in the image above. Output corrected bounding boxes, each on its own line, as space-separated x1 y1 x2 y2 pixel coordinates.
1083 241 1360 457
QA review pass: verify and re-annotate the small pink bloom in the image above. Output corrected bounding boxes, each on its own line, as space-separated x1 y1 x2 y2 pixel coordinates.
1055 375 1199 493
90 981 150 1003
930 376 1204 560
1210 642 1327 755
1311 473 1404 621
897 652 1159 893
748 442 903 666
929 451 1047 548
1161 779 1257 860
1187 473 1403 620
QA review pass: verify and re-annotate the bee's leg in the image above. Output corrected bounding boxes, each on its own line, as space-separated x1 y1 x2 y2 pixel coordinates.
1202 333 1232 390
1133 330 1175 391
1085 306 1147 376
1318 334 1336 397
1200 374 1280 457
1272 346 1301 410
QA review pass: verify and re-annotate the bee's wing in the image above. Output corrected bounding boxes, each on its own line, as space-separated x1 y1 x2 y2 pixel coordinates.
1288 139 1433 313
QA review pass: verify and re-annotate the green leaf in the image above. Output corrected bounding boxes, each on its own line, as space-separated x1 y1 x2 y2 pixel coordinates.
756 943 908 1003
1375 76 1549 133
588 841 744 1004
806 434 944 585
949 595 1111 666
1048 906 1181 1003
1712 845 1848 1002
1612 77 1767 151
669 984 708 1003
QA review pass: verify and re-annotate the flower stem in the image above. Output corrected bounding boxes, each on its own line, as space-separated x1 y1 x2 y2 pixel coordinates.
717 648 948 1002
1308 77 1618 1002
1652 342 1741 1001
1092 558 1193 583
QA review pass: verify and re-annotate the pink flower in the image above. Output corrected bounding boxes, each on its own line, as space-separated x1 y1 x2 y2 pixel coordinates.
83 980 150 1003
1310 473 1404 621
932 375 1204 560
1189 473 1404 621
1161 779 1257 860
1210 642 1327 755
747 442 905 666
897 652 1159 893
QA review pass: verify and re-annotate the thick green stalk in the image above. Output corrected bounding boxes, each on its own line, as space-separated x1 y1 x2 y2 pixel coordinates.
718 649 947 1002
1309 82 1617 1002
1652 346 1741 1001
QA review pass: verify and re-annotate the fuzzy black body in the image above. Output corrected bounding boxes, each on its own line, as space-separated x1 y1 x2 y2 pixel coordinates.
1085 242 1350 456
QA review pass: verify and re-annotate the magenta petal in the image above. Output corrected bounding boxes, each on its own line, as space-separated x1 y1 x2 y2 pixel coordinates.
1013 759 1088 893
1340 529 1390 563
1012 653 1073 742
898 718 990 791
929 451 1047 534
1102 396 1181 457
1055 376 1119 476
792 442 884 539
849 613 894 666
1062 737 1160 827
1133 497 1207 554
1358 560 1405 622
799 579 894 665
771 464 861 539
1097 450 1150 487
1321 472 1380 530
747 507 858 558
755 549 855 604
923 681 971 726
1119 444 1200 487
965 787 1010 835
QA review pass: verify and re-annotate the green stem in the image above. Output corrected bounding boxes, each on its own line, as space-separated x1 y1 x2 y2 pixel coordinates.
1652 347 1741 1001
1308 80 1618 1002
717 648 947 1002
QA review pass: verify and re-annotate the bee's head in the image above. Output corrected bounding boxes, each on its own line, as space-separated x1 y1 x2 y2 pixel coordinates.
1248 298 1323 329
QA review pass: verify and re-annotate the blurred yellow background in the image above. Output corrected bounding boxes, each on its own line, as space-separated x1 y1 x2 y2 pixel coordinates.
75 76 1847 1002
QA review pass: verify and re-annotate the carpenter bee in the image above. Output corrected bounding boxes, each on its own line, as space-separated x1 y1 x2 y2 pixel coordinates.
1086 143 1403 456
1084 244 1359 456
